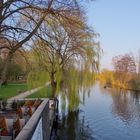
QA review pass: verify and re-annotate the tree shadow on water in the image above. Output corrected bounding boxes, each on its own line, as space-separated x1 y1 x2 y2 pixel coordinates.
53 109 95 140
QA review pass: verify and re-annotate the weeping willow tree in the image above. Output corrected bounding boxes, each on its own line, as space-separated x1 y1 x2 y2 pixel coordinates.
27 4 101 111
0 0 86 85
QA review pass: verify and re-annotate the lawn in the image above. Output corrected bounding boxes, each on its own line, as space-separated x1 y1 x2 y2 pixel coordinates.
0 84 27 99
28 85 52 98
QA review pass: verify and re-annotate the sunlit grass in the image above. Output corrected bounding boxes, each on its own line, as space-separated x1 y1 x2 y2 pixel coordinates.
0 84 27 99
27 85 52 98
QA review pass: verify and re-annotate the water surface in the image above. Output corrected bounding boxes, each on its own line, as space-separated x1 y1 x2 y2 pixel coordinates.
56 83 140 140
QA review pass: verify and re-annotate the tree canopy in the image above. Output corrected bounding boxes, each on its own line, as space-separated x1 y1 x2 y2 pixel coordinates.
112 54 136 73
0 0 101 110
0 0 92 84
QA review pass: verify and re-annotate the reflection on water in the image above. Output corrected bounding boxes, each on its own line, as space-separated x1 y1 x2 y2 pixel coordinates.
106 87 140 125
56 110 94 140
56 82 140 140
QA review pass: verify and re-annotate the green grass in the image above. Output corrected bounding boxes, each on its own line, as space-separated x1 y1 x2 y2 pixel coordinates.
0 84 27 99
28 85 52 98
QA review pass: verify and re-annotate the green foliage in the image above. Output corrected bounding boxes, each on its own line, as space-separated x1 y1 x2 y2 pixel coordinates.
27 66 97 111
27 85 52 98
27 71 50 89
25 3 101 111
55 64 62 94
60 67 96 111
67 69 80 111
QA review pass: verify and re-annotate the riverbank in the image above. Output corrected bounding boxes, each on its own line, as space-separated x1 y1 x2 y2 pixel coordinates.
105 83 140 92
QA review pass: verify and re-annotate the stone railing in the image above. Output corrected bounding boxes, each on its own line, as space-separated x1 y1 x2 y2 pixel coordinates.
15 99 56 140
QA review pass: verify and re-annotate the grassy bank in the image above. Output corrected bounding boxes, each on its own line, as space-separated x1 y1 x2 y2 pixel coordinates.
27 85 52 98
0 84 27 99
105 83 140 92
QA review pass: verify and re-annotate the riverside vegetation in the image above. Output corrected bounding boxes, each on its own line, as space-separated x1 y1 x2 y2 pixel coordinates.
99 53 140 91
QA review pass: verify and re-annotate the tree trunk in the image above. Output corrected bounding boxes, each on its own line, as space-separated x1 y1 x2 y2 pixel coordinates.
0 52 13 85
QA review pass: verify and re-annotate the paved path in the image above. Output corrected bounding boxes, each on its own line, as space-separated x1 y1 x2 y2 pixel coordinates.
8 82 50 101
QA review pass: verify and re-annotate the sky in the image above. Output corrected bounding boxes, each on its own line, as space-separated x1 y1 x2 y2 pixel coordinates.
85 0 140 70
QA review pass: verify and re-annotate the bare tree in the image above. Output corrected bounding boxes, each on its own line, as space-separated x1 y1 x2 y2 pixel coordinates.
30 11 100 94
112 54 136 84
112 54 136 73
0 0 83 85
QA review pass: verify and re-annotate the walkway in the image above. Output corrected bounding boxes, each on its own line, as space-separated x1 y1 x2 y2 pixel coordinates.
8 82 50 101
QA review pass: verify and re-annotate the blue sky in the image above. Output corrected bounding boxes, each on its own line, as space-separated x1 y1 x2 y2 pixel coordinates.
85 0 140 69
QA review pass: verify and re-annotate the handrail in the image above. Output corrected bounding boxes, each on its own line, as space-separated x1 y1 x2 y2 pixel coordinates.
15 99 50 140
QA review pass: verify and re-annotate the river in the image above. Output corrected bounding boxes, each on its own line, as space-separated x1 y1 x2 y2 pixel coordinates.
55 82 140 140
